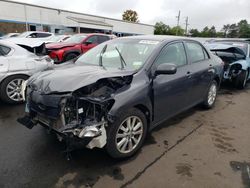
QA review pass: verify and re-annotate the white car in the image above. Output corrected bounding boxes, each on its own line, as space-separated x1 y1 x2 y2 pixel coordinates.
0 40 53 104
17 31 54 41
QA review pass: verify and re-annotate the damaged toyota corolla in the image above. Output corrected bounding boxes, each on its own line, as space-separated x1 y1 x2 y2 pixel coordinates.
18 36 223 158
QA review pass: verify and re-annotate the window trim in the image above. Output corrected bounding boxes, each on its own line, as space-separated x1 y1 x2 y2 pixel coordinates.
184 41 211 64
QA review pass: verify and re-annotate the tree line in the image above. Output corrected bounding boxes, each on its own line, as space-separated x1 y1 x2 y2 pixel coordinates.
154 19 250 38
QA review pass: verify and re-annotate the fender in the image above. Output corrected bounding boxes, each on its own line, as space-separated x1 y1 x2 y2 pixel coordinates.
230 60 249 70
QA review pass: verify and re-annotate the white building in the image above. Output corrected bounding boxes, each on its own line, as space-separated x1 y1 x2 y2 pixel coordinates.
0 0 154 36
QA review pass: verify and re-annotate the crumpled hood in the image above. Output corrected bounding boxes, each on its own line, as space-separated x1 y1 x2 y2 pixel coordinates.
207 43 246 56
46 42 78 49
28 64 135 94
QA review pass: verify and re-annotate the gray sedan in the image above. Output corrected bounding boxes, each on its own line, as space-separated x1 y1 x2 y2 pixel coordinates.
0 40 53 104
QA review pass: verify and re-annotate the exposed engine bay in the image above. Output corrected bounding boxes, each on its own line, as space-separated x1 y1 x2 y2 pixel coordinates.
18 76 132 150
212 51 245 79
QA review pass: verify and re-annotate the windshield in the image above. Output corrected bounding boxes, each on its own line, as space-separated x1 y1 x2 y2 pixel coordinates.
48 35 65 42
215 41 248 55
64 34 87 43
76 39 159 71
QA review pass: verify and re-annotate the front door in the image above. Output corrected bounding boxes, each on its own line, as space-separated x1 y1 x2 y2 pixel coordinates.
82 35 98 53
153 42 190 125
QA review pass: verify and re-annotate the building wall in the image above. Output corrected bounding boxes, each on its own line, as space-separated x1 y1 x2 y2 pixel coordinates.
0 0 154 35
0 22 26 34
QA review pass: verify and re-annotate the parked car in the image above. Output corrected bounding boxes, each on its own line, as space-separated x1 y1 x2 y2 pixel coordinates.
0 33 20 39
46 33 112 63
0 40 53 104
17 31 54 40
207 39 250 89
18 36 223 158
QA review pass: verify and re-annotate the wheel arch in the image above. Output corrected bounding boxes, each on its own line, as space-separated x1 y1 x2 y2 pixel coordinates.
134 104 151 131
63 50 81 59
0 73 29 85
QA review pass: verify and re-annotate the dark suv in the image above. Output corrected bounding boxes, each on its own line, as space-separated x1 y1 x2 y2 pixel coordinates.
18 36 223 159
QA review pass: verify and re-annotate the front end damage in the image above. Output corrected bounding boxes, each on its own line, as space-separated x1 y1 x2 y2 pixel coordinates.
208 43 248 81
18 76 132 150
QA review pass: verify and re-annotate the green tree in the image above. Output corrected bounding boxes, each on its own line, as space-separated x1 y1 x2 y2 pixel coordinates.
237 20 250 38
222 24 230 37
208 26 217 37
122 10 139 23
154 22 169 35
227 24 238 38
169 26 185 36
189 29 200 37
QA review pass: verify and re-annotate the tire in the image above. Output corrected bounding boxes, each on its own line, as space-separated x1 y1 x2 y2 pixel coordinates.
0 75 29 104
233 70 248 89
202 80 218 109
64 53 78 62
106 108 148 158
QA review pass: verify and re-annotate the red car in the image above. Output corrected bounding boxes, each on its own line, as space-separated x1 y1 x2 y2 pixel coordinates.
46 33 112 63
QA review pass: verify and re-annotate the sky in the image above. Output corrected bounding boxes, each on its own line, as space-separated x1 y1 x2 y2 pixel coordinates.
12 0 250 31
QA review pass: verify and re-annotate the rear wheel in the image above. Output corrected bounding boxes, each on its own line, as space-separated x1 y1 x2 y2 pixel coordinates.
106 108 147 158
233 70 248 89
202 80 218 109
0 75 28 104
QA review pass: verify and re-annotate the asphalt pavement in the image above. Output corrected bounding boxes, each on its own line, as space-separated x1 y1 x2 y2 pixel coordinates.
0 85 250 188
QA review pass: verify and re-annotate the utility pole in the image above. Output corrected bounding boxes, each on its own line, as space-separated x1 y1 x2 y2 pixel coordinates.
185 17 189 36
176 10 181 35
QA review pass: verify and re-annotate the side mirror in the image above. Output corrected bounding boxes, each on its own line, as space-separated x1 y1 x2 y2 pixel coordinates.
155 63 177 76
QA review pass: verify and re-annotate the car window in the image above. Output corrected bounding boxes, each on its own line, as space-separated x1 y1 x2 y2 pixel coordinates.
155 42 187 67
0 45 11 56
36 33 51 38
186 42 206 63
98 36 109 44
86 36 98 44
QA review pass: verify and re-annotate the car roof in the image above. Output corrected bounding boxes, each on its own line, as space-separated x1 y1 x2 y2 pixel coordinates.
117 35 201 43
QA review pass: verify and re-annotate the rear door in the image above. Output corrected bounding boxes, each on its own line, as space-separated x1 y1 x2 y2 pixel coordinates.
0 45 11 73
184 41 214 105
153 42 191 124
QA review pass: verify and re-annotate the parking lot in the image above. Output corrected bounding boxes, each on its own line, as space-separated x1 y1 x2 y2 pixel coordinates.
0 84 249 188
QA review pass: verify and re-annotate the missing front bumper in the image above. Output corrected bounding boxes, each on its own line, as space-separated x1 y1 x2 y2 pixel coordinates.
17 115 108 149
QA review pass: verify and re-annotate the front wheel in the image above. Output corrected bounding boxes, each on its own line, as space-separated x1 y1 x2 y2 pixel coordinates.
64 53 79 62
106 108 147 158
202 80 218 109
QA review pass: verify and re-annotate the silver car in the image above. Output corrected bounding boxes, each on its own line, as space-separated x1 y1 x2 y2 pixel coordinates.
0 40 53 104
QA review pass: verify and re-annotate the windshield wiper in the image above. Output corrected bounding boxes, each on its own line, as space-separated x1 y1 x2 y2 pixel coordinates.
99 44 108 67
115 47 127 69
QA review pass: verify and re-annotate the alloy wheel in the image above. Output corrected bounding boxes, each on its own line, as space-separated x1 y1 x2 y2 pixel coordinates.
6 78 25 102
115 116 144 154
208 83 217 106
